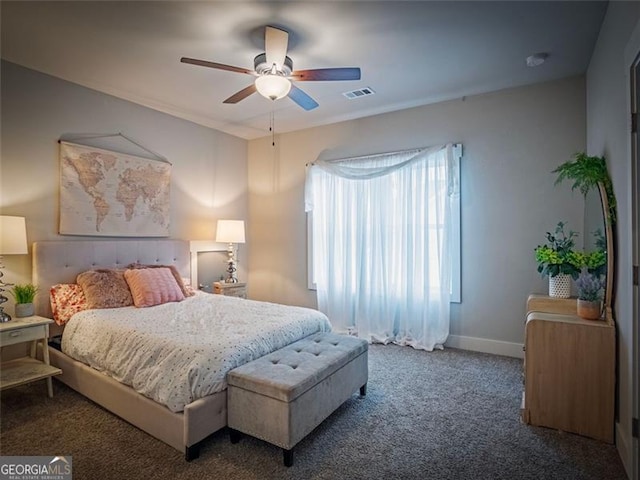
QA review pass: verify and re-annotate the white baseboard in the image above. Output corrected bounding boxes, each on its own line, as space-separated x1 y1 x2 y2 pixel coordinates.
615 421 632 479
445 334 524 359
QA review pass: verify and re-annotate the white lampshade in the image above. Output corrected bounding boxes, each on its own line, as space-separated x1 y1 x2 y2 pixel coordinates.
255 75 291 101
0 216 28 255
216 220 246 244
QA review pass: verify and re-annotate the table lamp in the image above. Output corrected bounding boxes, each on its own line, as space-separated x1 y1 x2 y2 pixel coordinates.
215 219 245 283
0 216 28 322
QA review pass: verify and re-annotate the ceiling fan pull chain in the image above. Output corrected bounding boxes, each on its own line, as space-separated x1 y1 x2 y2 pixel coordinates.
271 110 275 147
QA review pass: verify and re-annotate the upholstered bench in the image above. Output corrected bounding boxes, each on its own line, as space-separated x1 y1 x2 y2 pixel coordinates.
227 331 368 467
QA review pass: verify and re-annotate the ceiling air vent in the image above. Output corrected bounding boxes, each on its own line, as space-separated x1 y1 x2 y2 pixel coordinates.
343 87 375 100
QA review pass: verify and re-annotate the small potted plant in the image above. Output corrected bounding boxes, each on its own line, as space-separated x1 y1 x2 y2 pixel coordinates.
575 271 605 320
534 221 582 298
9 283 38 318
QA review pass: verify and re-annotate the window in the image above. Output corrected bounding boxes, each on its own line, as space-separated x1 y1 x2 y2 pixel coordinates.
305 144 461 350
307 144 461 302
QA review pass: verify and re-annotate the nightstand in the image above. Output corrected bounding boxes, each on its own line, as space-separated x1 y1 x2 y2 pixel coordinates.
0 316 62 397
213 282 247 298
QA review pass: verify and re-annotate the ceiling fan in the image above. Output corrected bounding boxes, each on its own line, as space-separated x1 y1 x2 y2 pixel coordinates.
181 26 361 111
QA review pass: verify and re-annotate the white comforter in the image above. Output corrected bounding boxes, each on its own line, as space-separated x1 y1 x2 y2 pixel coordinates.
61 292 331 412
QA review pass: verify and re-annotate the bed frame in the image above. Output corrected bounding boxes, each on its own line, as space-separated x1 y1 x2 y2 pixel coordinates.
33 240 226 460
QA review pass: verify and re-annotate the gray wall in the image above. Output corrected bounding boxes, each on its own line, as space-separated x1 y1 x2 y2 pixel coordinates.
247 76 586 357
586 1 640 475
0 61 248 302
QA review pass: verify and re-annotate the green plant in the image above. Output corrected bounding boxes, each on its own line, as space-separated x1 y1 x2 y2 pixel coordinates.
552 152 617 224
9 283 38 304
593 228 607 252
534 221 582 278
575 271 605 302
584 249 606 277
584 228 607 278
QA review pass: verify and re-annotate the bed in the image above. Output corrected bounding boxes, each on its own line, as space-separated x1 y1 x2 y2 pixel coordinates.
32 240 330 460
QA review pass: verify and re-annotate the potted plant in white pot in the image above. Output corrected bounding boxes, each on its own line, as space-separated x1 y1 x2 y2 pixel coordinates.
9 283 38 318
575 271 605 320
534 221 582 298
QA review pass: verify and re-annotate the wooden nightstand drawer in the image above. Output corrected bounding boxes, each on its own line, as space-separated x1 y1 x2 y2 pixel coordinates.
0 324 45 346
526 294 577 316
213 282 247 298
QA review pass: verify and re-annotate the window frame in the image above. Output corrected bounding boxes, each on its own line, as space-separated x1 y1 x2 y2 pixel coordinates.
307 144 462 304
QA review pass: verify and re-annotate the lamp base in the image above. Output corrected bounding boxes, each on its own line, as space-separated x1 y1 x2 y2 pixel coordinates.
0 278 12 322
0 308 11 323
224 244 239 283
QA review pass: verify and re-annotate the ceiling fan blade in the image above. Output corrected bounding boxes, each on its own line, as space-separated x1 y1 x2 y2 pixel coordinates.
265 26 288 70
181 57 254 76
288 85 319 111
223 84 257 104
291 68 361 81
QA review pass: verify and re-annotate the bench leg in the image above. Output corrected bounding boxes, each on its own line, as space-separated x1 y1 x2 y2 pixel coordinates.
360 383 367 396
229 428 242 444
283 448 294 467
185 443 200 461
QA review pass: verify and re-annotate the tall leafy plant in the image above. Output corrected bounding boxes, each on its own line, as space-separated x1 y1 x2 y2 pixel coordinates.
552 152 617 224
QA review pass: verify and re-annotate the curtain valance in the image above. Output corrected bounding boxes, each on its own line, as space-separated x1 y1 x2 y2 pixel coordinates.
305 143 459 212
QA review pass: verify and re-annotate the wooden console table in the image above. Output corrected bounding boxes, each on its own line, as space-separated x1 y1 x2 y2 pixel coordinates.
521 297 615 443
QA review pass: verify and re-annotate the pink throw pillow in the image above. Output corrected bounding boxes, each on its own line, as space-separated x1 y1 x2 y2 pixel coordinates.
50 284 88 325
126 263 194 297
124 267 185 308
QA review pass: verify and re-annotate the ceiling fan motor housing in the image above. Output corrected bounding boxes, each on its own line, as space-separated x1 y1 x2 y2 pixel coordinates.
254 53 293 76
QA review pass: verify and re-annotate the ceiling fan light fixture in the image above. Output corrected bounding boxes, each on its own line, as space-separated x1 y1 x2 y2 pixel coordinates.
255 74 291 101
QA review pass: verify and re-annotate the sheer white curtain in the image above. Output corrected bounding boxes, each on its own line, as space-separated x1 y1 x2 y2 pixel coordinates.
305 144 459 351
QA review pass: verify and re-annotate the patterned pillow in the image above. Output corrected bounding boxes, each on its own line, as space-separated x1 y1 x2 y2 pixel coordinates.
127 263 195 298
50 284 88 325
183 283 197 297
77 269 134 309
124 267 185 308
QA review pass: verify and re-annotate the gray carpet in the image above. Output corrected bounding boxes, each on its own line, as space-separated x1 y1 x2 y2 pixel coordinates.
0 345 628 480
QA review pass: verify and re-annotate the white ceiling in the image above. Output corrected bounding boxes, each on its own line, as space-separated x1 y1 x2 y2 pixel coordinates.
1 1 607 140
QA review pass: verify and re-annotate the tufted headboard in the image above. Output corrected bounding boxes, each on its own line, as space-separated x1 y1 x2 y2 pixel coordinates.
33 240 191 319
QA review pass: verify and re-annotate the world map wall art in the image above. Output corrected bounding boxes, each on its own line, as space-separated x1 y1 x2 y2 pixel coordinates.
59 141 171 237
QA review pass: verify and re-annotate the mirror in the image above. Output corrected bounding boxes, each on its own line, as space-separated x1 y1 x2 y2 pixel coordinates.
553 153 616 319
583 187 606 262
583 182 614 315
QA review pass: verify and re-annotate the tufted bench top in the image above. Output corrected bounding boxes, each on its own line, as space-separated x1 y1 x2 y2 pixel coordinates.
227 332 368 403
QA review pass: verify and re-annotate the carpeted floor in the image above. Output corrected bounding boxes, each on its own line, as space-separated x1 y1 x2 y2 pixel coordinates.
0 344 628 480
